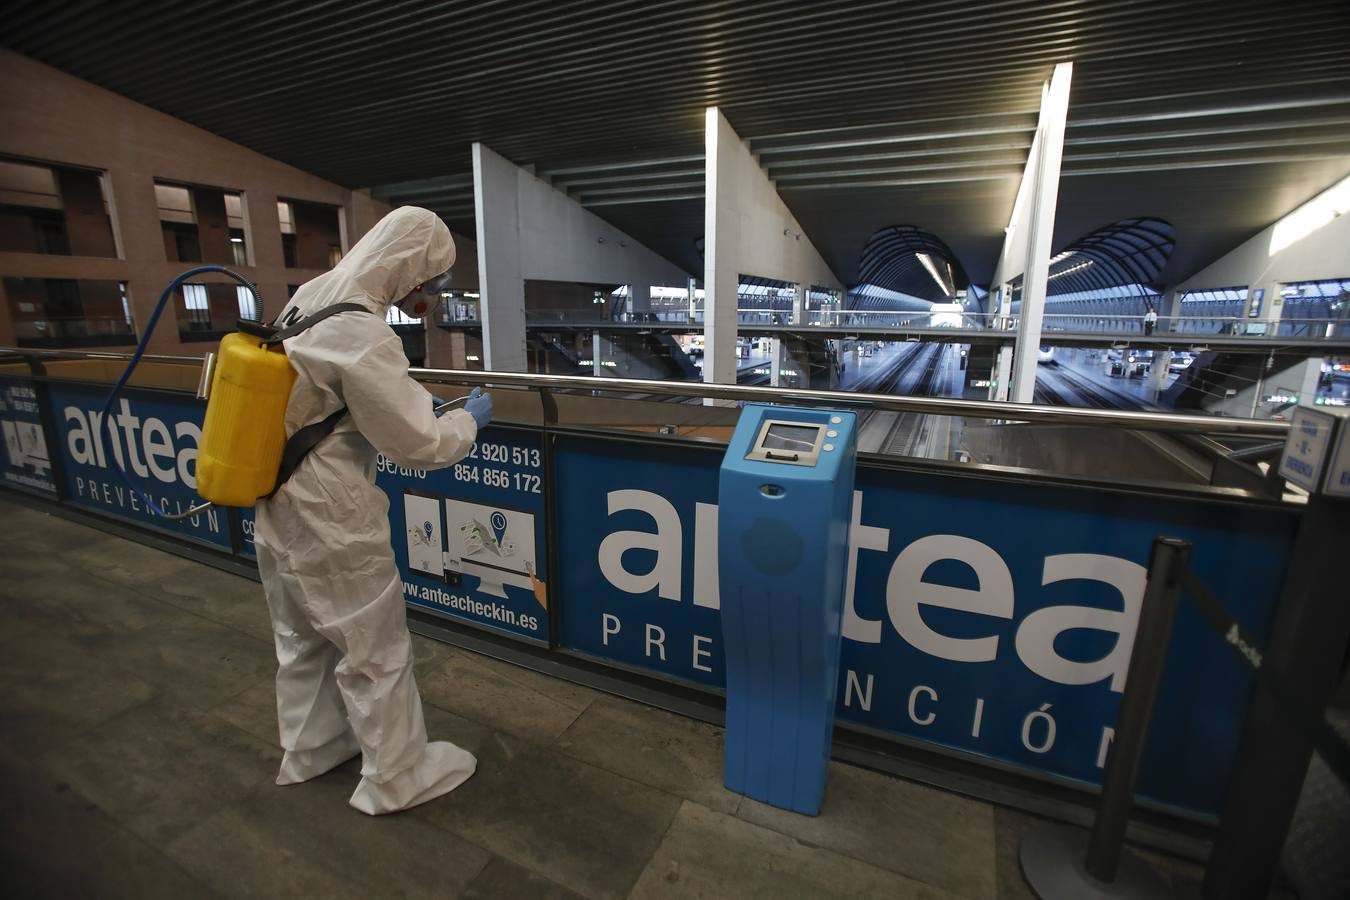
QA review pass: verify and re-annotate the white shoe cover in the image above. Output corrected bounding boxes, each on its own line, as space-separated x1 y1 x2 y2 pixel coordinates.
348 741 477 815
276 731 362 785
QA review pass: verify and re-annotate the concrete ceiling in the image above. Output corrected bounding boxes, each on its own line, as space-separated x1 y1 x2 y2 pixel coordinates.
6 0 1349 290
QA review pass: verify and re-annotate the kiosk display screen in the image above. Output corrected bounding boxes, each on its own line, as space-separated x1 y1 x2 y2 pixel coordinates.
747 420 827 466
761 423 822 452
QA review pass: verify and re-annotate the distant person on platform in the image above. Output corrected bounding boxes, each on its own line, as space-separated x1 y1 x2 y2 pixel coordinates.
1143 306 1158 336
255 206 493 815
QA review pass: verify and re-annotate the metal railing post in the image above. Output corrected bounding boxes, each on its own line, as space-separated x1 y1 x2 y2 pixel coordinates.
1019 536 1191 900
1085 536 1192 881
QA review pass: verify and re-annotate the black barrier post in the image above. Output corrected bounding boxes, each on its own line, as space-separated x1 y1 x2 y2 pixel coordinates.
1203 490 1350 899
1086 536 1191 881
1019 536 1190 900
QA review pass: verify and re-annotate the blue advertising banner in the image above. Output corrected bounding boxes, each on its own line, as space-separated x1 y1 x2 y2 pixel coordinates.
377 425 549 643
235 507 258 560
46 382 233 549
554 435 1299 815
0 374 57 496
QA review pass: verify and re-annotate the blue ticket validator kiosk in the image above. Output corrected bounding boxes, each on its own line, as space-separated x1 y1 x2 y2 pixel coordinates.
718 404 857 815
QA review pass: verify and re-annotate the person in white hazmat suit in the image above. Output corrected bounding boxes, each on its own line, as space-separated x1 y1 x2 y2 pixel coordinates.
255 206 492 815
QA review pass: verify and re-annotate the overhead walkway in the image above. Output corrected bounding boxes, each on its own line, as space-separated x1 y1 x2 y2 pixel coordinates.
446 318 1350 357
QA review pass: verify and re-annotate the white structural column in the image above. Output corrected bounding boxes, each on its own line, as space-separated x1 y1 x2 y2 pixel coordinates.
473 141 691 371
704 108 742 388
473 142 528 371
1007 62 1073 403
703 107 842 395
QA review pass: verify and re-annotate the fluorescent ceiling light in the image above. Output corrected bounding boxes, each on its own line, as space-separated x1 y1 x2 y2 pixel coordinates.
1048 260 1094 280
915 252 954 296
1270 174 1350 256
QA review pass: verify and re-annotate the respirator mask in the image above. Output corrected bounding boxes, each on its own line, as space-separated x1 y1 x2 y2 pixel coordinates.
394 271 453 319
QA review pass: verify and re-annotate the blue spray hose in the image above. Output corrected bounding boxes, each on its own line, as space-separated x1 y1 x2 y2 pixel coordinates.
100 265 262 521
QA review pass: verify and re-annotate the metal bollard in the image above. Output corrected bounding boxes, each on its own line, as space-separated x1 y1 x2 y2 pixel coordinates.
1019 536 1191 900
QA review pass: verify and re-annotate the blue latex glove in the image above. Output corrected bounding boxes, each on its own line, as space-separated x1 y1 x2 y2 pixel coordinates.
464 387 493 429
430 395 447 414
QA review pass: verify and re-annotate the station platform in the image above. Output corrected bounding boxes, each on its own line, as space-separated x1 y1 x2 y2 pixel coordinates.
0 497 1217 900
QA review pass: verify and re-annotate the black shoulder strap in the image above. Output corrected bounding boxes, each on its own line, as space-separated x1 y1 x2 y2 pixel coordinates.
265 406 350 499
259 302 374 498
263 302 371 345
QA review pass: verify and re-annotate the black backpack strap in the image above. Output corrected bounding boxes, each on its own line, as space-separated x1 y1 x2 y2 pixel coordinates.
265 406 350 499
263 302 371 345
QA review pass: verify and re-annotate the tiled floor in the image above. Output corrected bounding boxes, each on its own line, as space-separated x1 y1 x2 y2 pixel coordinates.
0 498 1202 899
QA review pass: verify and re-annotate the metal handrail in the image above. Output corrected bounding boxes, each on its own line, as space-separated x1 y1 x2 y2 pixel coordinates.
0 345 1290 438
0 347 206 364
408 367 1291 438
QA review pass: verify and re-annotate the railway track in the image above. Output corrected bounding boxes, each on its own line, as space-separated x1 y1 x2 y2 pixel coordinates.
1034 363 1149 410
854 343 956 458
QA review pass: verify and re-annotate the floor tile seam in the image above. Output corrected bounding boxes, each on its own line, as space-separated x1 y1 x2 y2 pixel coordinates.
416 695 570 751
28 685 281 779
103 568 276 648
545 735 728 810
12 677 165 764
430 842 494 899
728 802 999 900
619 797 691 900
733 806 988 900
462 662 598 715
436 736 693 830
23 754 231 900
16 542 274 649
207 674 280 717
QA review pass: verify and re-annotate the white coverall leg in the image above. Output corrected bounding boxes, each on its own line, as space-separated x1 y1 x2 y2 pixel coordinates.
257 544 360 784
254 206 480 814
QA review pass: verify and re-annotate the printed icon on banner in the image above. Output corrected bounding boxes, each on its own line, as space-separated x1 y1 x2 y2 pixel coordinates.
444 499 539 601
1 418 51 475
402 492 444 578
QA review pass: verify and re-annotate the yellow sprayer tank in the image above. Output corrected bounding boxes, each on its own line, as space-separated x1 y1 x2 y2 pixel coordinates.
197 332 295 506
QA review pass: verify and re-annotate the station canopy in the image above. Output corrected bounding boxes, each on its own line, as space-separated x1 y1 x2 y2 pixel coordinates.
7 1 1348 288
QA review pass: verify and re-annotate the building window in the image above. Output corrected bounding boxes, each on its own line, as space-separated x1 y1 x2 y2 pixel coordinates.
0 157 118 257
4 276 135 347
387 305 419 325
182 284 211 330
237 285 261 322
279 197 343 269
157 181 249 266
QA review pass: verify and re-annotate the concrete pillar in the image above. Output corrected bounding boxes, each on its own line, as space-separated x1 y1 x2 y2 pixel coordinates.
56 168 117 258
1300 357 1324 405
0 278 15 346
1147 350 1172 403
687 276 698 323
472 142 528 372
1156 290 1180 331
992 346 1013 401
1251 282 1283 335
628 282 651 317
703 108 741 389
1009 63 1073 403
792 283 806 325
192 187 232 266
770 338 786 387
